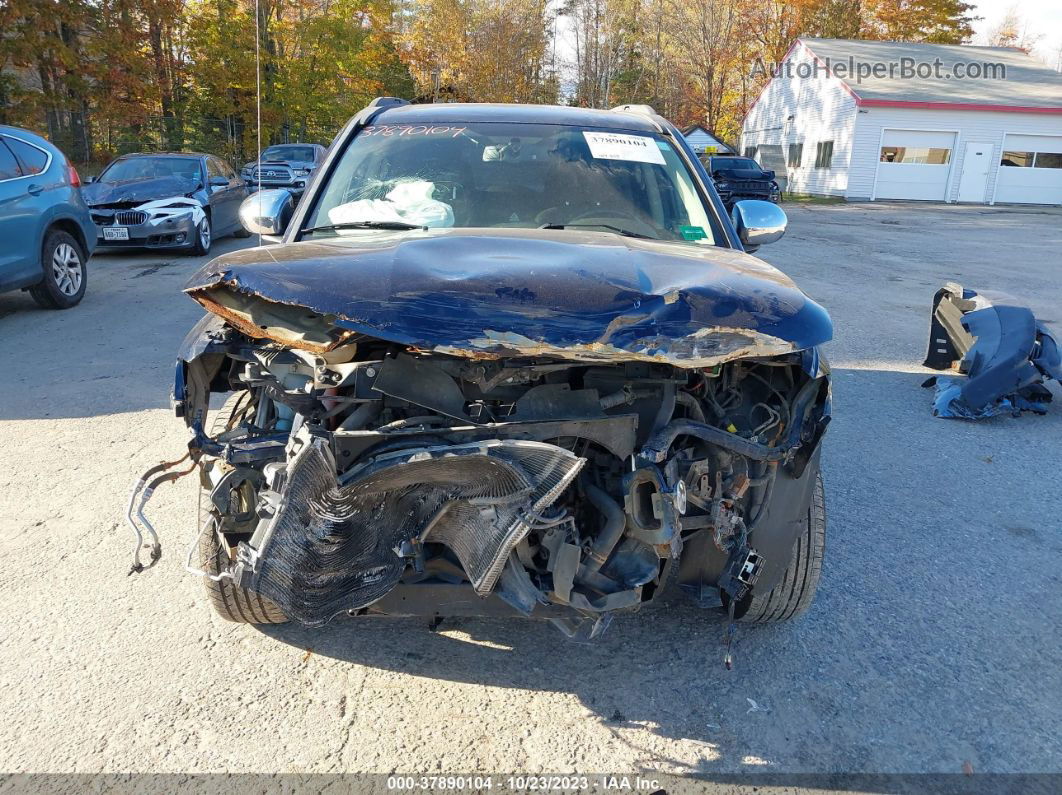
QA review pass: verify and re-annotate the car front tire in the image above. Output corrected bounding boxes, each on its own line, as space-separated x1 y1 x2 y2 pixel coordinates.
30 229 87 309
740 471 826 623
190 214 212 256
198 392 288 624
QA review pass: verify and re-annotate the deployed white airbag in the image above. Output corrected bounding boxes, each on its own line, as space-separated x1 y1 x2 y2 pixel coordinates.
328 180 454 228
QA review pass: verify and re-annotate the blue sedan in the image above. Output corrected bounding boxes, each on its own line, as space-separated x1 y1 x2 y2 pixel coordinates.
0 125 96 309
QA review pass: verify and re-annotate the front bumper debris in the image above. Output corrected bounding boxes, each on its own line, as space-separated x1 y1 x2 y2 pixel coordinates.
233 431 584 626
923 282 1061 419
92 199 203 249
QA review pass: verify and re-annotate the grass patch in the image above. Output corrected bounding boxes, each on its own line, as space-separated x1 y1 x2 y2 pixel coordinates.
782 194 845 205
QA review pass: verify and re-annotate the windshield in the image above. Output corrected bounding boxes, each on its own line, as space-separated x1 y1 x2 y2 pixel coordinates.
262 145 316 162
303 122 717 244
712 158 761 172
101 157 201 183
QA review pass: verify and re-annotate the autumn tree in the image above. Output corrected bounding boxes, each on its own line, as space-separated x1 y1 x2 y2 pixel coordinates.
867 0 978 44
400 0 556 103
986 6 1040 51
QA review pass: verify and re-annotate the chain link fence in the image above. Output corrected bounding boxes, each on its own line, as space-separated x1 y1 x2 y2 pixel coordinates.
10 107 345 173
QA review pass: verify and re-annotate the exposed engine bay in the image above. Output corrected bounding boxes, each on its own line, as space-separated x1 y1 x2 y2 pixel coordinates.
172 308 830 639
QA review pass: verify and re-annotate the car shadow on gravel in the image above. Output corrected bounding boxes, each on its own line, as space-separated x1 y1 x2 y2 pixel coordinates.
260 598 802 769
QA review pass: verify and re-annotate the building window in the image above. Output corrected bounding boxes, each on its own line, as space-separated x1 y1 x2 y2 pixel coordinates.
814 141 834 169
1003 151 1062 168
787 143 803 168
879 146 951 164
1000 151 1033 167
743 146 757 159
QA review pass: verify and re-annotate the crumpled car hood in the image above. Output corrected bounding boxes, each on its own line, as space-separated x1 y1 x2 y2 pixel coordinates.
83 176 198 206
184 228 832 365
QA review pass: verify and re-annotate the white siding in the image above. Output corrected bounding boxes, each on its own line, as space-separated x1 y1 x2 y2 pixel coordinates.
684 128 731 153
849 106 1062 203
742 42 858 196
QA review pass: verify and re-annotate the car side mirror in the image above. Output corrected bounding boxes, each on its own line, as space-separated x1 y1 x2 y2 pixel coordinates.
732 199 786 253
209 175 229 188
239 189 294 237
86 175 97 183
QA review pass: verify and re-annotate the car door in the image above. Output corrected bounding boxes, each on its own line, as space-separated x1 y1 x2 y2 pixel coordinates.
0 136 39 289
205 156 242 234
218 158 247 226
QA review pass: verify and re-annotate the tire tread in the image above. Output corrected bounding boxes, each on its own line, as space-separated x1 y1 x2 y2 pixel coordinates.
741 472 825 623
198 392 287 624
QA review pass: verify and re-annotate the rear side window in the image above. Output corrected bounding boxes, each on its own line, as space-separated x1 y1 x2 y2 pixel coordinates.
217 159 237 180
5 136 49 175
0 140 22 180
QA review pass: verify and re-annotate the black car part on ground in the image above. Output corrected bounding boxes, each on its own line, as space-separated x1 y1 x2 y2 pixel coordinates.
170 228 831 638
923 282 1061 419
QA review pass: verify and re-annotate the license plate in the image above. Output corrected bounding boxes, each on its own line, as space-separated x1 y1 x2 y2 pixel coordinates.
103 227 129 241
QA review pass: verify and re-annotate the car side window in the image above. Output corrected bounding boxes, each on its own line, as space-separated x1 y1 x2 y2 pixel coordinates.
206 157 226 179
218 159 238 181
6 137 48 175
0 138 23 180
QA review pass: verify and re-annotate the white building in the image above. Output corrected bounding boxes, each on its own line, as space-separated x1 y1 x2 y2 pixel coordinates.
741 38 1062 205
681 125 733 155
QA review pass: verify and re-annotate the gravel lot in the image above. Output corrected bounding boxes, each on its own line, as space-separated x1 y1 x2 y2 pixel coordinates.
0 203 1059 779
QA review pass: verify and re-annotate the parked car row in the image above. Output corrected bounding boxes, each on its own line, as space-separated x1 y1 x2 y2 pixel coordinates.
0 127 325 309
84 144 325 256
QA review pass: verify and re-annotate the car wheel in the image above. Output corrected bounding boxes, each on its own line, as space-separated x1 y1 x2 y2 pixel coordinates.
190 214 212 256
29 230 87 309
198 392 288 624
740 471 825 623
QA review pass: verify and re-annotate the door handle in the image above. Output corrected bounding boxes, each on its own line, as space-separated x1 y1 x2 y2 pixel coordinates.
27 183 43 196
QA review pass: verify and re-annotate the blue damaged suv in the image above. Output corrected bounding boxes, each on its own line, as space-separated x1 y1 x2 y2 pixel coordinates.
0 125 96 309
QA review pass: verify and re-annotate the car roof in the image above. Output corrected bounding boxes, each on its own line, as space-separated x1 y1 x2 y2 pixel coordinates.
0 125 59 150
371 103 662 132
115 152 207 160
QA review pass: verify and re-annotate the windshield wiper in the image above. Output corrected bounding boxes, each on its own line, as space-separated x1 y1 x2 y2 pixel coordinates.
302 221 428 234
539 223 653 240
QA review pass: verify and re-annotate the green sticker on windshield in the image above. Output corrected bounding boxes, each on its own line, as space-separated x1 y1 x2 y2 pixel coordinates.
680 225 707 241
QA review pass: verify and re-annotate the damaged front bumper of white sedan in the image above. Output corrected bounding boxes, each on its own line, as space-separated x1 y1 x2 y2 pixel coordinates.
92 197 206 249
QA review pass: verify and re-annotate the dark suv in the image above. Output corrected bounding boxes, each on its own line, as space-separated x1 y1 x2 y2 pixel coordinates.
703 155 781 209
156 99 831 647
240 143 326 197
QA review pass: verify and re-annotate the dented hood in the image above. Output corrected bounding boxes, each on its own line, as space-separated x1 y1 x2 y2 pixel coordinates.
184 228 832 365
83 176 199 206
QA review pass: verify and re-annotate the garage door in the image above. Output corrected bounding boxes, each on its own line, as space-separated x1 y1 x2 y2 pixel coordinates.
995 134 1062 205
874 129 956 201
